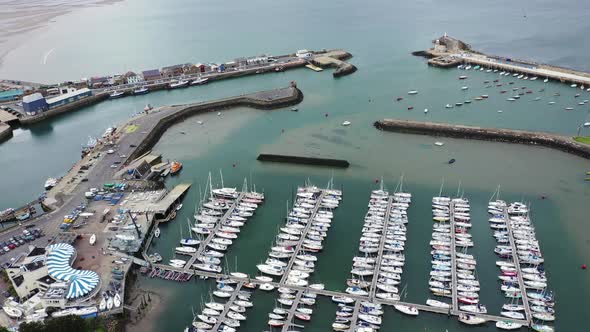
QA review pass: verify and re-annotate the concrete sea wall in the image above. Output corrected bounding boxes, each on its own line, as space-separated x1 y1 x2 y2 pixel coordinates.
374 119 590 159
129 87 304 161
0 123 13 142
257 154 350 168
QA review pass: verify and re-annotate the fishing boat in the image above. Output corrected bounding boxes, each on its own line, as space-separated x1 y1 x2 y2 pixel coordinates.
180 238 200 246
532 324 555 332
154 228 161 238
191 77 209 85
170 161 182 175
134 87 149 95
113 293 121 308
176 246 197 254
496 321 523 330
260 283 275 291
408 90 418 95
394 304 419 316
426 299 451 309
44 177 58 190
99 297 107 311
89 234 96 245
358 314 382 325
109 91 125 98
106 297 113 310
458 313 486 325
169 80 189 89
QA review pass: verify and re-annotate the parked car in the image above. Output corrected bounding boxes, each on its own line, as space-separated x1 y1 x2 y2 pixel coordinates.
7 244 15 250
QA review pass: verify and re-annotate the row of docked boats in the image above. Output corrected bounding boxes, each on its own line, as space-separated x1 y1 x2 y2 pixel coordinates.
258 184 340 330
264 287 319 329
332 301 384 332
169 77 209 89
428 196 488 321
256 184 342 290
109 76 210 99
168 184 264 271
488 200 556 332
186 282 254 332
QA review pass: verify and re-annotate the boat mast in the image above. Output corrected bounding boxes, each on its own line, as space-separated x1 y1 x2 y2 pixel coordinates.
242 177 248 193
208 172 213 200
438 177 445 197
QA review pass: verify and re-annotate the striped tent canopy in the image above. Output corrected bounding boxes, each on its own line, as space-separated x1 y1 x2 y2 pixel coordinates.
46 243 100 299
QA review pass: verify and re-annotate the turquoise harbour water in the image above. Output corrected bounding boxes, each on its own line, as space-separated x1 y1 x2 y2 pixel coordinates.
1 0 590 331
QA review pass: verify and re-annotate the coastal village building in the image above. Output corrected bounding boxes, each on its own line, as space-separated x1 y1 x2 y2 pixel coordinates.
195 63 211 73
142 69 161 81
183 64 200 75
160 63 192 78
6 244 101 309
124 71 143 84
89 76 109 88
6 247 49 300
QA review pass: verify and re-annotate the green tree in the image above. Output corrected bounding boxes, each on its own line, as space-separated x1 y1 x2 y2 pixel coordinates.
18 315 89 332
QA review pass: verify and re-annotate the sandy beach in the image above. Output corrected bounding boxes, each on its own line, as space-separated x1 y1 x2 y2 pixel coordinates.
0 0 122 70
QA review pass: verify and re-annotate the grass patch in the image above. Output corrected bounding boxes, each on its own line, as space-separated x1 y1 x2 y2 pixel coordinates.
573 136 590 145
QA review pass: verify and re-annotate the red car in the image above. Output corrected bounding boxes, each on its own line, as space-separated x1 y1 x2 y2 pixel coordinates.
8 244 16 250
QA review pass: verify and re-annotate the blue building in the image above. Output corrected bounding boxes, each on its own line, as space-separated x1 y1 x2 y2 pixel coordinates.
46 88 92 108
0 89 23 102
22 93 48 114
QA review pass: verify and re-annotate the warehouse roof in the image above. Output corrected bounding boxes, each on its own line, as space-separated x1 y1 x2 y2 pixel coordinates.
0 89 23 99
46 88 90 105
22 93 45 103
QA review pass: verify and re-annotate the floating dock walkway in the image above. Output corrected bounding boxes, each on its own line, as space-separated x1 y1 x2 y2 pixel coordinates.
279 190 327 284
503 206 533 323
210 282 244 331
280 290 305 332
185 192 245 271
368 195 394 299
449 201 459 311
347 300 362 331
150 267 527 326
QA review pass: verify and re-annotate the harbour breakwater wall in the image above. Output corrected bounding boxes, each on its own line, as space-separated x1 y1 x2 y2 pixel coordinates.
374 119 590 159
257 154 350 168
129 86 304 161
311 50 357 77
